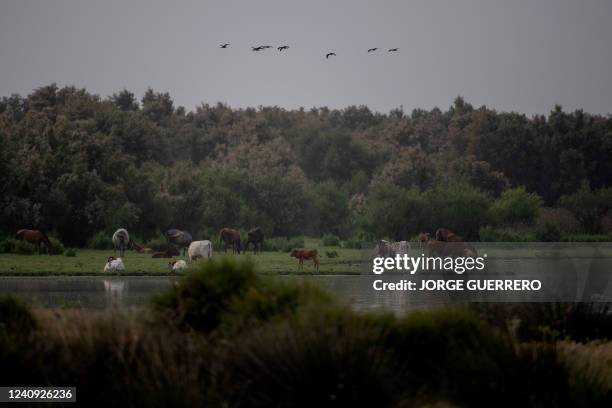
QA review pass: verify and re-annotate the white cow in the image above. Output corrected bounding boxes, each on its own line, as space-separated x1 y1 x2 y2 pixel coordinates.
104 256 125 272
168 259 188 271
188 240 213 262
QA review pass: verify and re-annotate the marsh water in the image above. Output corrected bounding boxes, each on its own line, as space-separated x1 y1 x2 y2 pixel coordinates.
0 275 450 312
1 252 611 311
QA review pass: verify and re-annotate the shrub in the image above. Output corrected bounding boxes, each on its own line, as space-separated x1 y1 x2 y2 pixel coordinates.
561 234 612 242
538 207 581 234
321 234 340 247
145 235 170 251
286 236 306 252
0 296 37 340
214 307 578 407
263 236 306 252
472 303 612 343
343 238 362 249
0 238 17 254
153 259 261 332
364 184 430 241
12 240 36 255
325 250 338 258
479 226 536 242
424 182 492 240
64 248 77 257
88 231 113 250
46 237 64 255
153 258 331 333
559 184 612 234
535 220 562 242
261 237 286 252
490 186 543 226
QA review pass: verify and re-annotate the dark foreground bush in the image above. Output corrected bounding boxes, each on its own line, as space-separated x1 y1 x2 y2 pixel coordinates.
1 261 611 407
472 302 612 342
153 258 332 333
213 308 590 407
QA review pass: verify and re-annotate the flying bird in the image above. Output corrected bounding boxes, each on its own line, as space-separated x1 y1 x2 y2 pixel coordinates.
367 48 378 52
278 45 290 51
219 43 230 48
388 48 399 52
326 52 336 59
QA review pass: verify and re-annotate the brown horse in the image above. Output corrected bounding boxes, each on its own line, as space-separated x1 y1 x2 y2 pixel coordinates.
219 228 241 254
435 228 465 242
16 229 52 255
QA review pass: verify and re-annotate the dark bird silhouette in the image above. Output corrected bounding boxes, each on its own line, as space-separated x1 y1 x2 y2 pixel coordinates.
278 45 290 51
367 48 378 52
219 43 230 48
388 48 399 52
252 46 264 51
326 52 336 59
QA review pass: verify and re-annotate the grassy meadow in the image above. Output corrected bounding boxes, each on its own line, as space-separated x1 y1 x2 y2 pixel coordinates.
2 237 611 276
0 239 365 276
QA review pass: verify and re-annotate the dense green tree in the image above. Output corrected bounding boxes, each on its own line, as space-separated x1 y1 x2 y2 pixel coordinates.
111 89 139 112
490 186 543 226
0 85 610 244
559 183 612 234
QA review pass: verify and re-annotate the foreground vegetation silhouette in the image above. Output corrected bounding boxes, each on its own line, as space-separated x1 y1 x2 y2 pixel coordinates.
1 259 611 407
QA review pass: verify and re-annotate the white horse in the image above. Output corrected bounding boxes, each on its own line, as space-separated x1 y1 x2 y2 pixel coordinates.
112 228 130 257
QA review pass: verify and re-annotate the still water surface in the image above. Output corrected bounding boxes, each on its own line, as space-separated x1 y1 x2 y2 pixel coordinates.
0 275 445 312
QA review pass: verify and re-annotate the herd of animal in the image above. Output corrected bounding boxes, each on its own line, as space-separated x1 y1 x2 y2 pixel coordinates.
103 227 264 272
376 228 477 259
14 226 474 273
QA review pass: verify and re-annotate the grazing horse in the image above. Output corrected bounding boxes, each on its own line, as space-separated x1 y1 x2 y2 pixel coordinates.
435 228 464 242
112 228 130 257
219 228 241 254
16 229 52 255
165 229 193 255
432 228 477 255
244 227 264 254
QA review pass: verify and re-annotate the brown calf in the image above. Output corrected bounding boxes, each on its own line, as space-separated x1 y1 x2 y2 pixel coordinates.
290 249 320 271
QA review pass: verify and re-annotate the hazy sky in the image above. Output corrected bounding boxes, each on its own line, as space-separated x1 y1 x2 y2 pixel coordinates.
1 0 611 114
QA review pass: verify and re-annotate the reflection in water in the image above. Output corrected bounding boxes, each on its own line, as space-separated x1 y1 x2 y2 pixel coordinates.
0 277 175 309
0 275 438 312
103 279 126 308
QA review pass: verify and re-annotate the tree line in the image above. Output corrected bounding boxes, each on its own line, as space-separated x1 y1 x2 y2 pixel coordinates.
1 84 611 246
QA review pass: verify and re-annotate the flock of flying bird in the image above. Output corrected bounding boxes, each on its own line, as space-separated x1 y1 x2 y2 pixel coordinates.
218 43 399 58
